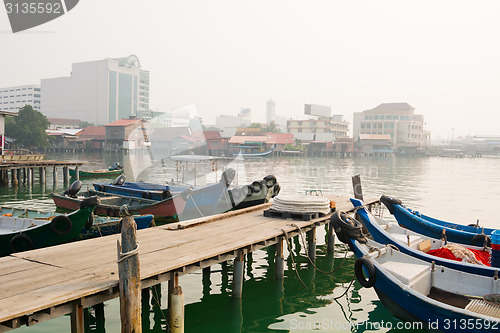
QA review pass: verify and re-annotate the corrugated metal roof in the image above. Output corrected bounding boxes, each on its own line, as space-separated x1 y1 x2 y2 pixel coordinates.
105 119 143 127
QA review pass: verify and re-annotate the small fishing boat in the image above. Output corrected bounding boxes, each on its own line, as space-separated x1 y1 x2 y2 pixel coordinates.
51 181 191 222
69 168 123 179
348 198 497 278
0 198 98 256
0 205 154 241
93 168 236 219
231 148 274 158
380 195 496 247
78 214 154 240
333 212 500 332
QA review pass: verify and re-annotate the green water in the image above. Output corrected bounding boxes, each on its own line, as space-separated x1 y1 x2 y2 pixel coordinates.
9 153 500 332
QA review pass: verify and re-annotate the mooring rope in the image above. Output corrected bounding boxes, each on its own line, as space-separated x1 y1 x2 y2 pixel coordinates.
117 243 140 263
281 228 309 290
291 223 351 275
332 273 356 300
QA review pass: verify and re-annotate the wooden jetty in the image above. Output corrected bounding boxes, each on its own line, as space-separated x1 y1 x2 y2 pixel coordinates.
0 195 378 332
0 160 85 186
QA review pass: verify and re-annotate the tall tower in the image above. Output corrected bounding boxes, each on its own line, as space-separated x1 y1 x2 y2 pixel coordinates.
266 98 276 124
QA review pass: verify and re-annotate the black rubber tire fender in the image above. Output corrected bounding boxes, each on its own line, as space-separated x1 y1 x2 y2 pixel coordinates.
250 181 262 194
471 234 492 247
142 191 152 199
263 175 277 188
50 215 73 236
162 190 172 200
84 212 94 229
355 257 376 288
10 233 33 253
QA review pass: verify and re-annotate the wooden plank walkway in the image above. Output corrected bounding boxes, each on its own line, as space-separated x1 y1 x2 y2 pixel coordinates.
0 195 378 331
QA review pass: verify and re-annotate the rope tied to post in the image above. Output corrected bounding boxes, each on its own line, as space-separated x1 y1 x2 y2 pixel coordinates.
117 243 140 263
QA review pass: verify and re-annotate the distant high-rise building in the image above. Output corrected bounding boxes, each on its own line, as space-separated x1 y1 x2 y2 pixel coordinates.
353 103 430 148
41 55 149 125
266 99 276 124
0 84 41 112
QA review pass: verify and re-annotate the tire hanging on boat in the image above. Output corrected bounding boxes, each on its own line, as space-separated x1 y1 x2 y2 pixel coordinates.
50 215 73 236
263 175 277 188
470 234 491 247
84 212 94 229
250 181 262 194
355 257 376 288
161 190 172 200
142 191 152 199
10 233 33 253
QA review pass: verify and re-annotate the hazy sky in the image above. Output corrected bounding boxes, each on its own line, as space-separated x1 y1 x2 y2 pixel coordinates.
1 1 499 139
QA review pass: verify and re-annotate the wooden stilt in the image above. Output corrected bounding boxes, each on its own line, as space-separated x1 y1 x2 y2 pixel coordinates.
275 237 284 280
11 169 18 186
307 227 316 264
232 250 245 298
169 284 184 333
117 214 141 333
53 167 57 186
74 166 79 180
70 304 85 333
63 166 69 185
327 220 335 254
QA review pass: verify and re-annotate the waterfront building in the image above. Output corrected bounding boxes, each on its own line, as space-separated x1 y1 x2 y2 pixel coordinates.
104 118 147 150
47 118 81 130
287 116 349 138
0 84 41 112
353 103 430 149
266 98 276 124
41 55 149 125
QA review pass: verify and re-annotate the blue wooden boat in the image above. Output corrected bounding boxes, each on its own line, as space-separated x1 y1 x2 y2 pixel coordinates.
78 214 154 240
380 195 496 247
93 169 236 220
332 212 500 332
349 198 498 277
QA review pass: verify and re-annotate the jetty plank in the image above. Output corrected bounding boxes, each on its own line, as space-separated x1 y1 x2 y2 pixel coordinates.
0 195 377 330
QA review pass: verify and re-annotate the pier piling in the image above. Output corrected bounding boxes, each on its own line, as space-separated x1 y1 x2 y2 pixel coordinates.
275 237 284 280
117 214 141 333
70 303 85 333
53 167 58 186
169 284 185 333
11 169 18 186
63 166 69 184
232 250 245 298
327 220 335 254
307 227 316 264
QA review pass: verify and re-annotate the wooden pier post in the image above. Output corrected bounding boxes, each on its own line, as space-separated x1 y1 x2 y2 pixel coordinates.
39 167 46 185
53 167 58 186
63 166 69 185
327 220 335 254
74 166 79 180
170 284 185 333
275 237 284 280
307 227 316 264
11 169 18 186
1 170 8 185
232 250 245 298
26 167 32 185
352 174 364 201
70 303 85 333
93 303 105 332
117 213 141 333
16 168 22 185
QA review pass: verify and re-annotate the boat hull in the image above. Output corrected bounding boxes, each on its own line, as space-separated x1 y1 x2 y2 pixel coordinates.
69 168 123 178
0 204 96 256
351 198 498 278
381 196 496 246
51 190 188 222
350 239 500 333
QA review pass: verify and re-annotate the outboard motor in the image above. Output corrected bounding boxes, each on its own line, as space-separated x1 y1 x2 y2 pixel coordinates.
220 168 236 187
64 180 82 198
112 174 126 185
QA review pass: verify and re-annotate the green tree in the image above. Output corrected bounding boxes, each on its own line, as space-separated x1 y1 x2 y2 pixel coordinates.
5 105 50 148
78 120 94 129
248 123 263 129
262 120 280 133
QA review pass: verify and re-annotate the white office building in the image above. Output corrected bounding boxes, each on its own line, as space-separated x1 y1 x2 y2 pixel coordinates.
41 55 149 125
266 98 276 124
353 103 430 149
0 84 41 112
